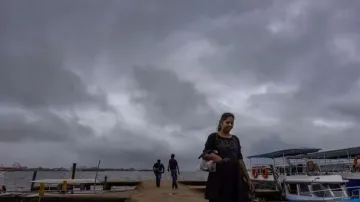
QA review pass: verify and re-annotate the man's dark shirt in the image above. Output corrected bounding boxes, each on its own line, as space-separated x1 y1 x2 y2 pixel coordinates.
168 158 178 170
153 162 164 174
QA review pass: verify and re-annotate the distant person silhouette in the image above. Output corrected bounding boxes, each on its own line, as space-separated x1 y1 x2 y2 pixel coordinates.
168 154 180 189
153 159 165 187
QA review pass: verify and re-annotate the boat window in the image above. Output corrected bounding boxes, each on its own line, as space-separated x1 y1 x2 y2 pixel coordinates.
287 184 298 195
325 183 345 197
278 167 285 175
296 164 303 173
311 183 332 198
299 184 311 196
327 184 341 190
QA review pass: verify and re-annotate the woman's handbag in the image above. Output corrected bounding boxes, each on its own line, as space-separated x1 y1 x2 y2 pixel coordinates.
198 133 219 172
199 150 218 172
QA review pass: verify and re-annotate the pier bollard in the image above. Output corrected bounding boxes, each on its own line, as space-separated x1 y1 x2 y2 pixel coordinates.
39 183 45 197
103 175 109 190
61 181 67 194
71 163 77 179
71 163 76 193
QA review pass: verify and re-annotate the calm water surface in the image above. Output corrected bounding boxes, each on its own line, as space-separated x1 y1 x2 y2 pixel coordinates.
0 171 207 191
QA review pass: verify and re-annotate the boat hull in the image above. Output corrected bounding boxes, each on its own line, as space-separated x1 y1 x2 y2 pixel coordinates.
286 194 360 201
346 179 360 197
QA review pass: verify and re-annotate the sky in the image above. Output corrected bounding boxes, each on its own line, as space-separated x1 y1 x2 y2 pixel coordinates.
1 0 360 170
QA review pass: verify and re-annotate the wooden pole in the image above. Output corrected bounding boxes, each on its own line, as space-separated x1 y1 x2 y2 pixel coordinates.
93 160 101 193
30 171 38 191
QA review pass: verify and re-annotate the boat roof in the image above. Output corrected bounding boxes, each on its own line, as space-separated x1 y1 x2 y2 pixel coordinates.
247 148 322 159
31 178 98 184
283 175 348 183
289 146 360 159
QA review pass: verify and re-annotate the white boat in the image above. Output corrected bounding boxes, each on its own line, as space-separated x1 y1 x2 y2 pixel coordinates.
246 148 322 200
247 148 360 201
289 146 360 197
31 178 99 185
247 148 321 185
30 178 103 193
282 174 360 201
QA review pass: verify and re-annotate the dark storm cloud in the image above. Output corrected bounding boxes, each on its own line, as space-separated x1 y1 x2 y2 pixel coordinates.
1 1 110 109
0 109 93 142
1 0 276 77
192 1 360 150
202 1 360 88
249 135 297 156
244 90 359 151
1 0 360 168
75 126 203 170
0 46 108 109
328 92 360 120
239 82 359 154
75 124 171 167
330 103 360 121
132 66 217 131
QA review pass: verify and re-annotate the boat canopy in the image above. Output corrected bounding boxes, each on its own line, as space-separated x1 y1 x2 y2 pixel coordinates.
247 148 321 159
289 146 360 159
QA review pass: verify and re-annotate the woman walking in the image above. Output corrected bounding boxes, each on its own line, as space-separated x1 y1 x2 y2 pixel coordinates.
202 112 253 202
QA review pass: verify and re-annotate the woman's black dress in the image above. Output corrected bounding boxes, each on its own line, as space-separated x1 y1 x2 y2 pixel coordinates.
204 132 249 202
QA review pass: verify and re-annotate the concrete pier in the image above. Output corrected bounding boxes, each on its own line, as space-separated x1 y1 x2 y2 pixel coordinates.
131 179 206 202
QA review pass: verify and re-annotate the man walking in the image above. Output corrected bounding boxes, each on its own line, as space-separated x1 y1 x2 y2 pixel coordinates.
153 159 165 187
168 154 180 189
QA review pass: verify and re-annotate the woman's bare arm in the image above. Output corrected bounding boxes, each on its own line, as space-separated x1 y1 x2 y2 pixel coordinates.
202 133 217 161
238 159 250 182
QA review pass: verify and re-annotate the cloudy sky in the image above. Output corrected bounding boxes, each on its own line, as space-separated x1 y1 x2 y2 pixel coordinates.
1 0 360 170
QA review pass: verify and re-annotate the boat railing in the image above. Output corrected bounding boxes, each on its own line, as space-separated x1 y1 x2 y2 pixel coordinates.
250 164 309 176
251 160 353 168
251 159 357 177
250 163 274 167
287 158 356 172
276 164 352 176
250 164 356 177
